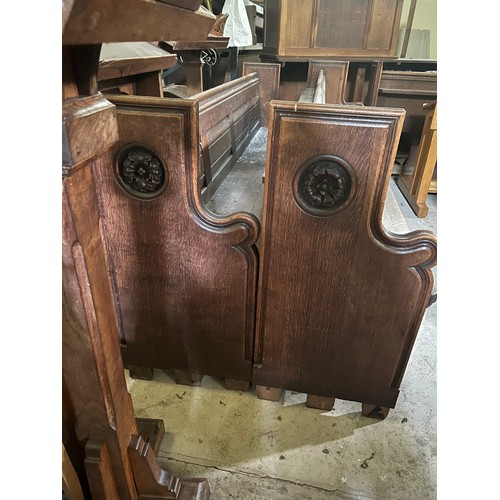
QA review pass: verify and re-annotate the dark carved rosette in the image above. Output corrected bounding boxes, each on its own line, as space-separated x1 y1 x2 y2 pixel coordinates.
294 156 355 216
115 144 167 199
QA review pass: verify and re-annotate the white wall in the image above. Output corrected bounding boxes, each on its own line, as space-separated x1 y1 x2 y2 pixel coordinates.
400 0 437 59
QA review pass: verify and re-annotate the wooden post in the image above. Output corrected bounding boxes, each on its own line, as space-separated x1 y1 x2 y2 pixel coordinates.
62 44 210 500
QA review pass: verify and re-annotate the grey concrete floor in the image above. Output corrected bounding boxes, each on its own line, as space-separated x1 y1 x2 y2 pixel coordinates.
126 132 438 499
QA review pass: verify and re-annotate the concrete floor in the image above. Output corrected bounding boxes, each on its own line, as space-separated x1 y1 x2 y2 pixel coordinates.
125 131 438 499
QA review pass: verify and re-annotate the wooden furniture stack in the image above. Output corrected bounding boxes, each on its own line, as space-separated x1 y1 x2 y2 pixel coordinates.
62 4 438 497
62 1 219 498
92 62 436 417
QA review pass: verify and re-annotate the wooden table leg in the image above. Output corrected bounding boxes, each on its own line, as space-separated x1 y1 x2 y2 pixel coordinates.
396 102 437 218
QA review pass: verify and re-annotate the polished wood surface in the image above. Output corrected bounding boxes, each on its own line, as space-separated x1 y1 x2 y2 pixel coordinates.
254 101 437 409
63 38 211 499
93 95 259 385
263 0 404 59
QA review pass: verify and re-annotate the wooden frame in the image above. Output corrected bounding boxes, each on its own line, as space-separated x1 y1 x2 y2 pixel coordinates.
263 0 404 59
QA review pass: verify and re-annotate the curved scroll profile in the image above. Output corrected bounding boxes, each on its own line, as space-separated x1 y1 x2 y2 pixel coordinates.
254 101 437 410
93 95 259 383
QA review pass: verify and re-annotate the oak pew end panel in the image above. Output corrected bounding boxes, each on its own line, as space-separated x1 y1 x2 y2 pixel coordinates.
253 101 437 413
63 91 211 499
93 95 260 388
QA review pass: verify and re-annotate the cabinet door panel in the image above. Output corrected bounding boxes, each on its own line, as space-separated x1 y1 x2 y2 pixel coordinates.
284 0 315 49
315 0 369 48
366 0 400 50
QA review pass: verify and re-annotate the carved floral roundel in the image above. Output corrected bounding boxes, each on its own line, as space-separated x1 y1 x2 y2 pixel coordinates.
115 144 167 199
294 156 355 216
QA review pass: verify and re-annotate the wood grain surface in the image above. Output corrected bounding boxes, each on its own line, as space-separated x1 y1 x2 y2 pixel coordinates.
254 101 437 409
94 95 259 383
242 63 281 127
63 0 216 45
192 74 261 201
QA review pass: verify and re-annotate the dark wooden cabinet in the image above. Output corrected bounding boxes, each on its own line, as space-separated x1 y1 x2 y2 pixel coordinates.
263 0 404 59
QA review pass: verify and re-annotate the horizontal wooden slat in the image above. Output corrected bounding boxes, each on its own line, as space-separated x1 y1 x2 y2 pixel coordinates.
63 0 216 45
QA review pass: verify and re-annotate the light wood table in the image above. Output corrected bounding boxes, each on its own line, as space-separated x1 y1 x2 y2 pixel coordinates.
395 102 437 218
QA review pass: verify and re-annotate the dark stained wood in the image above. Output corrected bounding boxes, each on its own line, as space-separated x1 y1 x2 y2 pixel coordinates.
129 366 154 380
136 418 166 458
63 43 211 500
225 379 251 391
63 0 216 45
160 37 230 52
262 0 404 59
158 38 230 96
63 101 211 500
254 102 437 410
255 385 282 402
128 435 211 499
242 62 281 127
191 74 261 200
174 371 204 387
93 94 259 385
84 440 121 500
63 101 138 499
378 70 437 95
305 395 335 411
364 61 383 106
157 0 204 10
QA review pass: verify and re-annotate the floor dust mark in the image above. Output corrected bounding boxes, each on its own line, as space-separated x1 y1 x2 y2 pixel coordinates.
322 448 330 454
401 417 408 424
360 453 375 469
